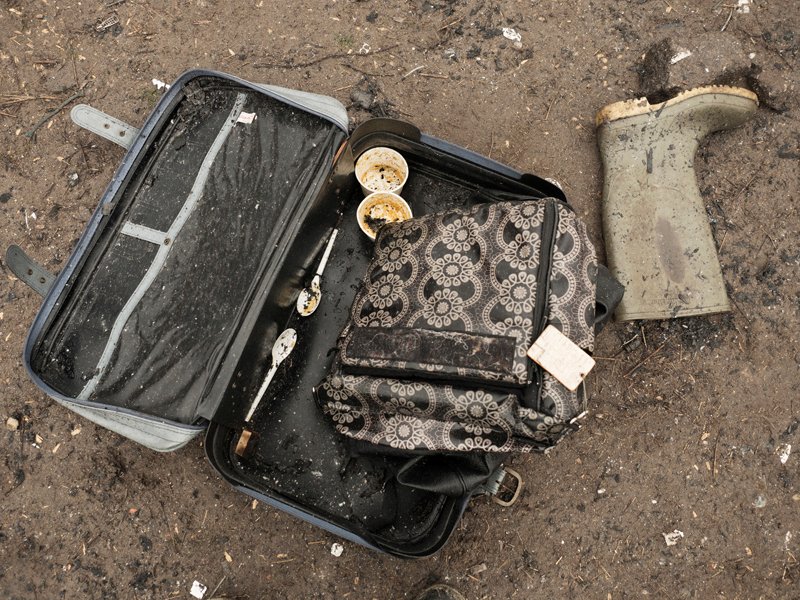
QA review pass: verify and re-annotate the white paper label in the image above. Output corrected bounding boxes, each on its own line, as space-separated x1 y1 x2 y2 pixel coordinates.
527 325 595 391
237 112 257 124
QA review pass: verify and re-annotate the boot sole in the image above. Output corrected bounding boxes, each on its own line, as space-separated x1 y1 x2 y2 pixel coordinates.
596 85 759 126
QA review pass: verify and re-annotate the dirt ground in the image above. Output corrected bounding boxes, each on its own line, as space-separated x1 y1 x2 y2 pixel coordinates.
1 0 799 598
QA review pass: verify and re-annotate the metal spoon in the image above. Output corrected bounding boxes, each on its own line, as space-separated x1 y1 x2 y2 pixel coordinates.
244 328 297 422
296 228 338 317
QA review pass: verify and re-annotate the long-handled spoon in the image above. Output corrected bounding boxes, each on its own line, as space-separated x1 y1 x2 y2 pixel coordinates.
296 229 338 317
244 328 297 422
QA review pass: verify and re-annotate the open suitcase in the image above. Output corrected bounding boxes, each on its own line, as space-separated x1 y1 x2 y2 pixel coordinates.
10 70 620 558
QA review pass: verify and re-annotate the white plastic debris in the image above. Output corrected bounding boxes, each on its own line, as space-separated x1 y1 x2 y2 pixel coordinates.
330 542 344 557
237 112 256 125
6 417 19 431
152 78 171 91
736 0 750 13
670 49 692 64
502 28 522 43
777 443 791 465
190 580 207 599
663 530 684 546
358 42 371 55
753 495 766 509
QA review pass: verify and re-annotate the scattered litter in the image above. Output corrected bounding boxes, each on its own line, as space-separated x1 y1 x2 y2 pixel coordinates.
152 78 171 91
777 443 791 465
358 42 371 55
330 542 344 557
670 49 692 64
52 443 61 454
68 172 79 187
663 530 684 546
597 488 606 495
748 52 756 59
786 531 793 551
752 495 766 509
469 562 488 576
95 14 120 33
502 27 522 43
128 507 138 515
237 112 256 125
251 499 258 509
736 0 750 13
34 433 43 446
5 417 19 431
793 494 800 502
71 426 81 436
224 550 233 563
443 47 457 60
190 580 208 599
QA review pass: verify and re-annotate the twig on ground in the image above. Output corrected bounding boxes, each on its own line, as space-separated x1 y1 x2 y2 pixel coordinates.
438 16 463 31
544 94 559 121
402 65 425 79
24 91 84 140
254 44 399 70
623 339 670 379
712 432 720 482
720 7 734 32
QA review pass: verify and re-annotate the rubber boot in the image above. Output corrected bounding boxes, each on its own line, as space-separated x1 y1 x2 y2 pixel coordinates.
596 86 758 321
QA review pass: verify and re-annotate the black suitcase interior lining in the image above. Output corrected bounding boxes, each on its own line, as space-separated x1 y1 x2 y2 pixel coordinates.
30 78 346 423
28 74 560 556
206 134 556 555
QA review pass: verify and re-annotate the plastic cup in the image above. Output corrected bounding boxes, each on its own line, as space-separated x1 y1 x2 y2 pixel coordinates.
355 147 409 196
357 192 413 240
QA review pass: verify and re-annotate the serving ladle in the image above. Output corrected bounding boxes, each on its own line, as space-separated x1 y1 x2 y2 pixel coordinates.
296 229 338 317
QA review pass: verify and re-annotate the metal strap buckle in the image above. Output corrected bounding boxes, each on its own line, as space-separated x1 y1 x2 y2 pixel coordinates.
491 466 523 507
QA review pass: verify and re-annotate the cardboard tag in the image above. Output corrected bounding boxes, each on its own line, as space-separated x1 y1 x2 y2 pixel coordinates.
527 325 595 391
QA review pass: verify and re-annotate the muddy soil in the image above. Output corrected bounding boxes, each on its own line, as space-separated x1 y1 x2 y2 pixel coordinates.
1 1 798 599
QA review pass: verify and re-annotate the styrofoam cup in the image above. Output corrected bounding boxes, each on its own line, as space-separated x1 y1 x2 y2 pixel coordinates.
357 192 413 240
355 147 409 196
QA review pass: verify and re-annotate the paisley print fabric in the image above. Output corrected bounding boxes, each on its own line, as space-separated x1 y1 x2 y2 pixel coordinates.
341 201 545 385
316 199 598 453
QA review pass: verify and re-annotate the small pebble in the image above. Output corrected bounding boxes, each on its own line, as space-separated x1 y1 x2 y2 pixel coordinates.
6 417 19 431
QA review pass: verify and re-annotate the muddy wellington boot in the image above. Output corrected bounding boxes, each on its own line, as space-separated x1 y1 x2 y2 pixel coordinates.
596 86 758 321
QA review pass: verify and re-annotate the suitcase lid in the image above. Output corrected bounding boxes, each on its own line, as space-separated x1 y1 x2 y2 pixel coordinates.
23 69 350 430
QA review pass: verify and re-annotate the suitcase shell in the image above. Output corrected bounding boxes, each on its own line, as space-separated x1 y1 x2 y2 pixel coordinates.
20 69 565 557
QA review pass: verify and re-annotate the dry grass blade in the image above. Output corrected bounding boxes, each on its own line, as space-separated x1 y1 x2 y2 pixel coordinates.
0 94 58 108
